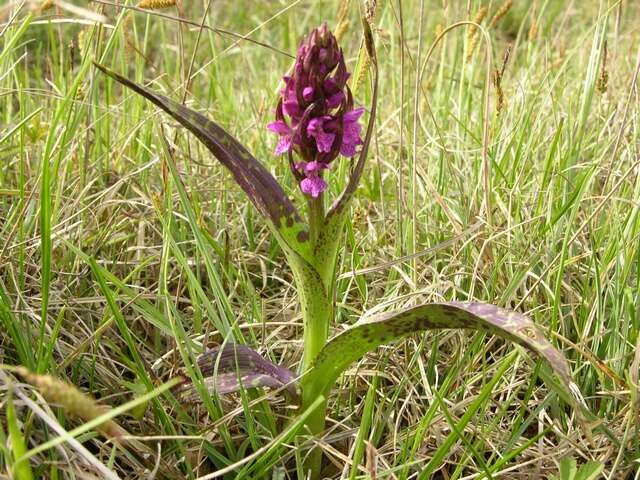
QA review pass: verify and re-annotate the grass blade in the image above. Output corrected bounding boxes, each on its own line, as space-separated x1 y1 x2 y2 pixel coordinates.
6 389 34 480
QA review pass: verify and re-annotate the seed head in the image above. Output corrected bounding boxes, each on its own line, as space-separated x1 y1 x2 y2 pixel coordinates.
15 366 127 440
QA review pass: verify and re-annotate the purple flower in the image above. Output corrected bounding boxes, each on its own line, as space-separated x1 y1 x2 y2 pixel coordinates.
267 23 364 197
297 161 329 198
340 107 364 157
301 177 327 198
267 120 294 155
307 116 335 153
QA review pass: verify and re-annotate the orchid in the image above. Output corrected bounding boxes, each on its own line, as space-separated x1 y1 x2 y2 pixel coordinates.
95 20 587 479
267 23 363 197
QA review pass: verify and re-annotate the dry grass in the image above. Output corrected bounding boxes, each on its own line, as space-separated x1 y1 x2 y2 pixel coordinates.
1 0 639 478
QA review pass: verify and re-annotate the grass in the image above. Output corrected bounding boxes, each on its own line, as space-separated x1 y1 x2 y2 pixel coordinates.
1 0 639 478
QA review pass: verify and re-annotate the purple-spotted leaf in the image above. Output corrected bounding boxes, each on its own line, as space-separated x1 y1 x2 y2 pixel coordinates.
93 63 312 261
176 344 299 402
302 302 581 412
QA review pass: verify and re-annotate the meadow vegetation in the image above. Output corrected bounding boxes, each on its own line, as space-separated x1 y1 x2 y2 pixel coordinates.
0 0 638 478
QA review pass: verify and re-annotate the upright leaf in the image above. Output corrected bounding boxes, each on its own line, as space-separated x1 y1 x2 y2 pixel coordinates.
315 18 379 282
93 63 312 262
326 17 379 219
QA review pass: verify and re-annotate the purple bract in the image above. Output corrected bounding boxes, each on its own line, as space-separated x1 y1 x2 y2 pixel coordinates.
267 23 364 197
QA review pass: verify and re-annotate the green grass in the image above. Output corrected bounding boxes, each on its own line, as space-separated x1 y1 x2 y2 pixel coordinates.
1 0 639 478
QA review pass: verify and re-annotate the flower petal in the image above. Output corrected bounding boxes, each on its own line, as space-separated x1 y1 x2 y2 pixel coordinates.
267 120 292 135
303 160 326 174
340 141 360 157
303 87 315 101
301 176 327 198
344 107 365 123
327 92 344 109
275 136 293 155
307 117 336 153
283 100 302 119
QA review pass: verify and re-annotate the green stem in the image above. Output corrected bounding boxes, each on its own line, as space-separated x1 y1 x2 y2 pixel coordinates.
296 194 332 478
300 305 329 478
308 196 325 245
297 275 330 479
301 195 330 371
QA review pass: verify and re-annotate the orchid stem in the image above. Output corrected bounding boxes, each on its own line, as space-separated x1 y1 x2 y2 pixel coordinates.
308 195 325 246
295 194 332 478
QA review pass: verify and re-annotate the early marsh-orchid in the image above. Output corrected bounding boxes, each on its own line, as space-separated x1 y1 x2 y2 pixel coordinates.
95 19 586 479
267 23 364 197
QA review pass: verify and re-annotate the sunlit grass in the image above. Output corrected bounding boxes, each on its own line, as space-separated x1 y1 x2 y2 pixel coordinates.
1 0 639 478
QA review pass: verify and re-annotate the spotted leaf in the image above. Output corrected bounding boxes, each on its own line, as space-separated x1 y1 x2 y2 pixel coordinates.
315 20 379 281
302 302 582 414
93 63 312 261
326 18 378 219
177 344 299 402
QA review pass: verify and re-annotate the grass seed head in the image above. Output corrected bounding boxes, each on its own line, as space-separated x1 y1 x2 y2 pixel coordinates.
597 40 608 93
466 6 488 62
136 0 176 9
528 20 539 41
38 0 55 12
15 367 127 440
493 68 504 114
489 0 513 28
334 0 350 41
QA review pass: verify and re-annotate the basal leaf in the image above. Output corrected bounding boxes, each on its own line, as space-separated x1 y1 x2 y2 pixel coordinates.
93 63 312 261
302 302 581 413
176 344 299 402
553 457 604 480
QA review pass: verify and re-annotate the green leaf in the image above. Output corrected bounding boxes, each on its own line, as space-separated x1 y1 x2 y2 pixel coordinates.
317 18 379 282
327 16 379 219
554 458 603 480
6 390 34 480
302 302 581 413
574 461 604 480
93 62 312 262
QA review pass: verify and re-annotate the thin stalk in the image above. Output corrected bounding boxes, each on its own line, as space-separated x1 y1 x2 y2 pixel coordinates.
298 193 333 479
308 196 326 246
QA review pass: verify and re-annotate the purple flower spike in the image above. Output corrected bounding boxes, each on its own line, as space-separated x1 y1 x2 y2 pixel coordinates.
267 23 365 197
